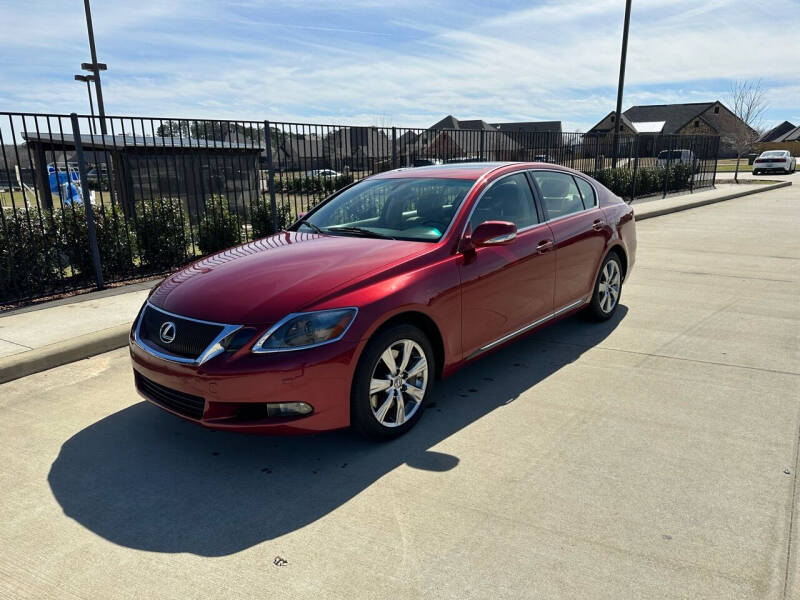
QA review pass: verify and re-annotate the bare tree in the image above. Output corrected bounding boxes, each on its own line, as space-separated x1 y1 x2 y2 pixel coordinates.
727 80 767 183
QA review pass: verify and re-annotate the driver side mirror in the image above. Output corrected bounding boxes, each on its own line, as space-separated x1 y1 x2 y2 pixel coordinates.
469 220 517 248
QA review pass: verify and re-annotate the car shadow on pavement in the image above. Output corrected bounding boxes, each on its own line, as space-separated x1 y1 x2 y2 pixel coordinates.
48 306 627 556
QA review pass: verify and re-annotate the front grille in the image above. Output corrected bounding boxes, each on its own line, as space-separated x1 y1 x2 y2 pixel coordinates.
138 304 224 359
135 372 205 419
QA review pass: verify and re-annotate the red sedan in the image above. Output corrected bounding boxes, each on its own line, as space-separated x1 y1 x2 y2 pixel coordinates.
130 162 636 439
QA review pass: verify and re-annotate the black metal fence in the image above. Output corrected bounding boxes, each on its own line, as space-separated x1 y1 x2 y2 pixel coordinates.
0 111 719 306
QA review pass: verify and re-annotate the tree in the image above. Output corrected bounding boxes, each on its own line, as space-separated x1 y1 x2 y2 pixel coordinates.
727 80 767 183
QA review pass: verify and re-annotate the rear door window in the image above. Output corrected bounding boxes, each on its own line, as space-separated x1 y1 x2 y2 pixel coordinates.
574 177 597 209
531 171 585 220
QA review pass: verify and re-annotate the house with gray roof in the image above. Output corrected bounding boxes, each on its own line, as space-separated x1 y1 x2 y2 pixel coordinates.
589 101 752 157
401 115 563 164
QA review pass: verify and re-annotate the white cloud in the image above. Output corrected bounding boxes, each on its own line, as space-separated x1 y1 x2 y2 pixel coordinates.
0 0 797 130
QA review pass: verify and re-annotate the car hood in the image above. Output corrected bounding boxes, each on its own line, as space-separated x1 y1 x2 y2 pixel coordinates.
149 231 431 324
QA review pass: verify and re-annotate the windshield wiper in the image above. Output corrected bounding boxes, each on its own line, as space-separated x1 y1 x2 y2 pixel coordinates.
327 226 395 240
296 218 325 235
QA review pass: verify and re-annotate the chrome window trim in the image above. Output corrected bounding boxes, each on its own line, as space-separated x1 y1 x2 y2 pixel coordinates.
251 307 359 354
458 170 541 241
470 297 587 358
133 301 242 366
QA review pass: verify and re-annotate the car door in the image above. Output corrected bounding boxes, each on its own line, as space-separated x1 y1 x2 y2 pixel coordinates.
458 172 556 359
530 170 609 311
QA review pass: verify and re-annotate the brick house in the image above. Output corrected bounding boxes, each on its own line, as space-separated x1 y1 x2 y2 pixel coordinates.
400 115 563 164
589 101 751 157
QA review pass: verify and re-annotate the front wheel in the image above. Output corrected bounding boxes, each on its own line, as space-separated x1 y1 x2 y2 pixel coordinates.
351 324 435 440
585 252 623 321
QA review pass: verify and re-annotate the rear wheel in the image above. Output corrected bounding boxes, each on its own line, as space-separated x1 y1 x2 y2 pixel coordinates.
585 252 623 321
351 324 434 440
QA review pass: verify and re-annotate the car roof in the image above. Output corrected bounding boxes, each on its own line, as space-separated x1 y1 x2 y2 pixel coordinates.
370 161 572 180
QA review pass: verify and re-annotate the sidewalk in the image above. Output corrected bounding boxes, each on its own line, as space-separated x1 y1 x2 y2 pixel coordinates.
0 180 791 383
0 282 153 383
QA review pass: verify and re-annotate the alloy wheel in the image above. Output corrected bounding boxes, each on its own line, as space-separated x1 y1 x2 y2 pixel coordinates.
369 339 428 427
597 259 621 313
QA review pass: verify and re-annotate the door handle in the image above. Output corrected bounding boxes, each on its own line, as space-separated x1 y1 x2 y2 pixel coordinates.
592 219 604 231
537 240 553 253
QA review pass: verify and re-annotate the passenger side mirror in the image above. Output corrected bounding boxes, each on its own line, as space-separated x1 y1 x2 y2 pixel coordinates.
469 221 517 248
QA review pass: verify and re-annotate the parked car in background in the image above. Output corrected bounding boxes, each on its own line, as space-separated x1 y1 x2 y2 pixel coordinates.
534 154 553 163
309 169 341 178
130 162 636 440
656 149 697 170
753 150 796 174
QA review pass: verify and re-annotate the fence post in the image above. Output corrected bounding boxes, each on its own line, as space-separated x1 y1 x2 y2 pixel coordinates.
70 113 104 290
264 120 278 232
629 134 639 204
689 134 697 193
479 129 485 162
712 137 719 188
391 127 398 169
662 136 672 198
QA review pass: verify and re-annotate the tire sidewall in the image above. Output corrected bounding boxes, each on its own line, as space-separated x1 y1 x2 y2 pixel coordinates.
351 324 435 440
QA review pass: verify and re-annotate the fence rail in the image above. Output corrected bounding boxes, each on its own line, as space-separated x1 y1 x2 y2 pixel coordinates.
0 111 719 307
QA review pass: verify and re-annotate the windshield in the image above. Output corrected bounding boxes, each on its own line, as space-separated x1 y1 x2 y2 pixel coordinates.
297 177 475 242
658 150 686 159
761 151 787 157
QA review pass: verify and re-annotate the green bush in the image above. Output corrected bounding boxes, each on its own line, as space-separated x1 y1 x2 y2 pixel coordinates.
251 199 293 238
592 165 694 198
55 203 136 280
134 197 188 271
0 207 58 301
197 196 241 255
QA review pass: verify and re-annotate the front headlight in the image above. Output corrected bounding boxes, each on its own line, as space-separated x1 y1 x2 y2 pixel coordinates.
252 308 357 353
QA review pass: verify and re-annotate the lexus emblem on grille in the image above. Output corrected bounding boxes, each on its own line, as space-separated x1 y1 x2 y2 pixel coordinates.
159 321 177 344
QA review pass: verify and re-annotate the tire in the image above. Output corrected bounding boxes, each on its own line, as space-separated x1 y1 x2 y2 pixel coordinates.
351 324 435 440
585 251 623 322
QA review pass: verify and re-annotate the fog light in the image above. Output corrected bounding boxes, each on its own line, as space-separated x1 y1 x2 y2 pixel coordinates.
266 402 313 417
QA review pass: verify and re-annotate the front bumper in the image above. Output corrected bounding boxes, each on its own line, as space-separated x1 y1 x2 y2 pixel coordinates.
129 334 363 434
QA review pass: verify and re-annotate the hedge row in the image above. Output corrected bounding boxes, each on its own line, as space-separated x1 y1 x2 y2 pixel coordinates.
592 164 694 198
1 198 294 301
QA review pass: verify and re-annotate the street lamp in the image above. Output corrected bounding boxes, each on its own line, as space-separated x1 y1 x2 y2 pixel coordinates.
74 74 96 134
81 0 108 134
612 0 632 168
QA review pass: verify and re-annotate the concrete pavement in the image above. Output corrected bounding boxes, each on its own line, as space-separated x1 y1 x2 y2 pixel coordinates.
0 185 798 599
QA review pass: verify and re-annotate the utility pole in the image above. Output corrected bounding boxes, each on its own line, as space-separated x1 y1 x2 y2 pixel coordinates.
612 0 632 168
82 0 107 134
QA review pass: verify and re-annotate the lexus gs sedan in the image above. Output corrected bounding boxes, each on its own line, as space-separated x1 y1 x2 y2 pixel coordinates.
130 162 636 440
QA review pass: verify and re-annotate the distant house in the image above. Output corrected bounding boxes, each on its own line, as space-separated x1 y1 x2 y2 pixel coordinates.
323 126 391 171
400 115 563 164
756 121 796 143
755 122 800 156
588 101 752 157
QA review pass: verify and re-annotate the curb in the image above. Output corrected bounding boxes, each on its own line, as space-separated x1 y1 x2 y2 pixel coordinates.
635 181 792 221
0 324 131 384
0 180 793 385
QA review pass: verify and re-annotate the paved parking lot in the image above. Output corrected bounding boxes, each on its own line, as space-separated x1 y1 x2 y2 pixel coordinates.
1 186 798 599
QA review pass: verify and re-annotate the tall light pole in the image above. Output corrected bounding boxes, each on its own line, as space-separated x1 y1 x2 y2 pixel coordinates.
82 0 107 134
74 75 96 134
612 0 632 168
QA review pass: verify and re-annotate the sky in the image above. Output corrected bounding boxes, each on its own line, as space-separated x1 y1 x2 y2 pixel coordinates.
1 0 799 131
